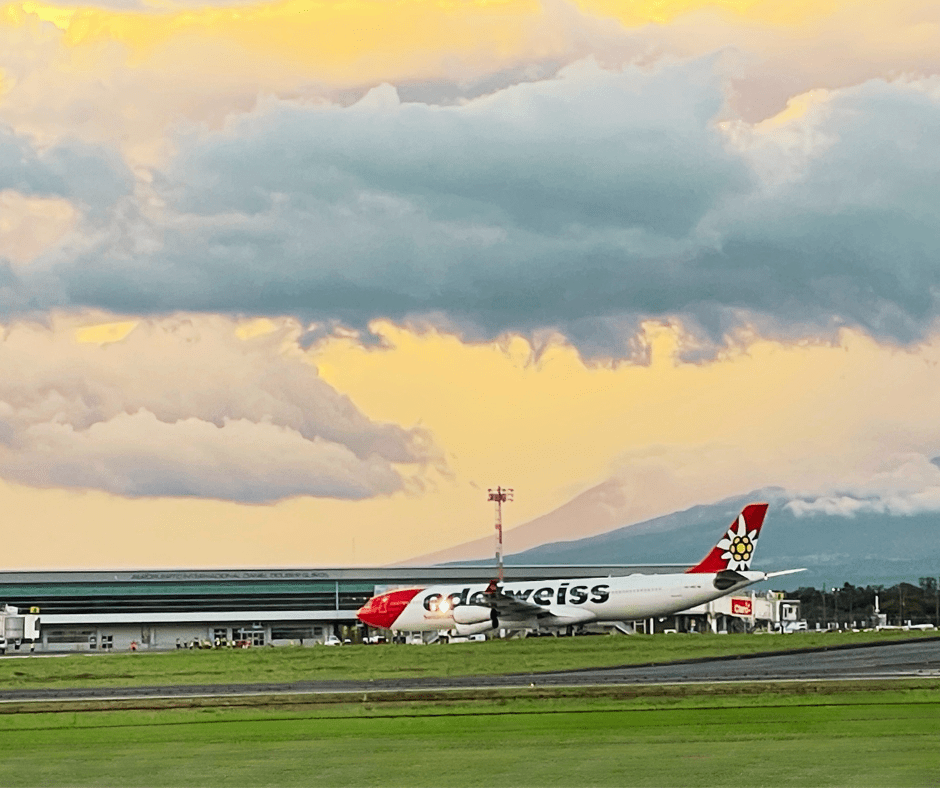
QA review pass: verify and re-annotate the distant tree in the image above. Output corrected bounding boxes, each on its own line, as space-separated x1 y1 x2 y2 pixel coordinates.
791 581 940 627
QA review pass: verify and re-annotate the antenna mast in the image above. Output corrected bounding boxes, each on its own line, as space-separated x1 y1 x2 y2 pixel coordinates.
487 486 513 583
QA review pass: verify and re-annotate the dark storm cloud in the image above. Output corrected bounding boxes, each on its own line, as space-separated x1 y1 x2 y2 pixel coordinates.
696 79 940 342
0 127 132 211
9 61 940 354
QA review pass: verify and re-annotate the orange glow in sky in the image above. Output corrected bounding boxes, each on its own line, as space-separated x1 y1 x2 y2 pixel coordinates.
0 0 938 569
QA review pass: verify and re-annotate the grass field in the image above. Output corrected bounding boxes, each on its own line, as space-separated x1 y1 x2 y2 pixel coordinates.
2 632 938 786
1 629 936 689
0 681 938 786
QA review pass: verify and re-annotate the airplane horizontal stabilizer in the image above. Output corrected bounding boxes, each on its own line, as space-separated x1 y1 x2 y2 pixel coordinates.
762 568 807 579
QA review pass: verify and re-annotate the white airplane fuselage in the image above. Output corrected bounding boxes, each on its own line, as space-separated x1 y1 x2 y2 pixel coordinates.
357 504 800 635
386 571 765 634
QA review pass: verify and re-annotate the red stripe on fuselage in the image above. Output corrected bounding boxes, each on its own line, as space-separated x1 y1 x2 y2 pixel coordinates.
357 587 422 629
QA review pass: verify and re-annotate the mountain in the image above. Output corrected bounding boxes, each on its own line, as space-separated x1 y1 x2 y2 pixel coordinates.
498 491 940 591
403 476 646 566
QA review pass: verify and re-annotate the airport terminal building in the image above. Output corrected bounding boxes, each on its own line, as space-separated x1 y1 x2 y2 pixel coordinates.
0 565 682 652
0 565 797 651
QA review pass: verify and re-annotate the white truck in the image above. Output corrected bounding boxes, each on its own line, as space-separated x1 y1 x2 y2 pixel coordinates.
0 605 40 654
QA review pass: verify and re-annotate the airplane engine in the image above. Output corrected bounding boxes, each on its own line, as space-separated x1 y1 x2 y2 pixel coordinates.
453 620 494 636
452 605 493 625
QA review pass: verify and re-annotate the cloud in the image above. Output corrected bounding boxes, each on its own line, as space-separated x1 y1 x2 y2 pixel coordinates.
5 0 938 173
784 454 940 518
0 315 435 501
786 490 940 518
10 60 745 341
20 0 261 7
3 60 936 356
2 410 408 501
0 190 76 266
0 0 628 166
588 0 940 121
705 78 940 342
0 126 132 216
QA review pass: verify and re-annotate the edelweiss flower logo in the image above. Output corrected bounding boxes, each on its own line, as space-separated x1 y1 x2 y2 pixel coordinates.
716 514 758 571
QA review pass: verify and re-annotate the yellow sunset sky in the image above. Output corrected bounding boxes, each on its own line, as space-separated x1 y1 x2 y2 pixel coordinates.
0 0 939 568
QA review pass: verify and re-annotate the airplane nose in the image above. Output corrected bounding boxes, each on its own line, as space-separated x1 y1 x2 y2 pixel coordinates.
356 597 387 628
357 588 422 629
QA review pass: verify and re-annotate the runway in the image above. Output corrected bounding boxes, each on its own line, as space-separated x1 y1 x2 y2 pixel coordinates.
2 637 938 703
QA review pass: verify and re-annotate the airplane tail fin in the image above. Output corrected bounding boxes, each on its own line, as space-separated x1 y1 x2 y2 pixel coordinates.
686 503 768 574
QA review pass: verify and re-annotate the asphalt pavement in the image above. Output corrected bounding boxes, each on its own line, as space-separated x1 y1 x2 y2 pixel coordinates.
1 637 938 703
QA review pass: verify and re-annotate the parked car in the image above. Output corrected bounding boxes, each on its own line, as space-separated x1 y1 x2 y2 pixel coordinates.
323 635 342 646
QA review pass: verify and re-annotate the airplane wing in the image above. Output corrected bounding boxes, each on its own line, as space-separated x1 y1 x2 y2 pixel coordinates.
474 583 551 618
480 589 549 618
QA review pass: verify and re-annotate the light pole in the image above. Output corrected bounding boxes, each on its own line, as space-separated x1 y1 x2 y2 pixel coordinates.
488 487 513 583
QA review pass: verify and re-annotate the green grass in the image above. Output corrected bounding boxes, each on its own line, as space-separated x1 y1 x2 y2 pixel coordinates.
0 682 938 786
1 630 935 690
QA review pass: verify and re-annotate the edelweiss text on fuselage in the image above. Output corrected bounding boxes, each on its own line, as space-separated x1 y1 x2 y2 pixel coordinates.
423 582 610 612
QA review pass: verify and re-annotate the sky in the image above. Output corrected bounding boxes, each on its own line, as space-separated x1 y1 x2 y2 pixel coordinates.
1 0 939 569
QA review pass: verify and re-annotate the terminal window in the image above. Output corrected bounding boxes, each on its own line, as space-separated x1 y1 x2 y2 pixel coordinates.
45 629 96 643
233 627 265 647
271 626 321 640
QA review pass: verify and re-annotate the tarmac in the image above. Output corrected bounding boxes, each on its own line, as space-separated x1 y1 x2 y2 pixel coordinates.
1 636 938 703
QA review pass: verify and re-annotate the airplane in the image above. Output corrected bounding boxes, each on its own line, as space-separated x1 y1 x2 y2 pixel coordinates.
357 503 803 636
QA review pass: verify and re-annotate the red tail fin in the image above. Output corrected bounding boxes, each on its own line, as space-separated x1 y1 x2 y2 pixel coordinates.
686 503 768 574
